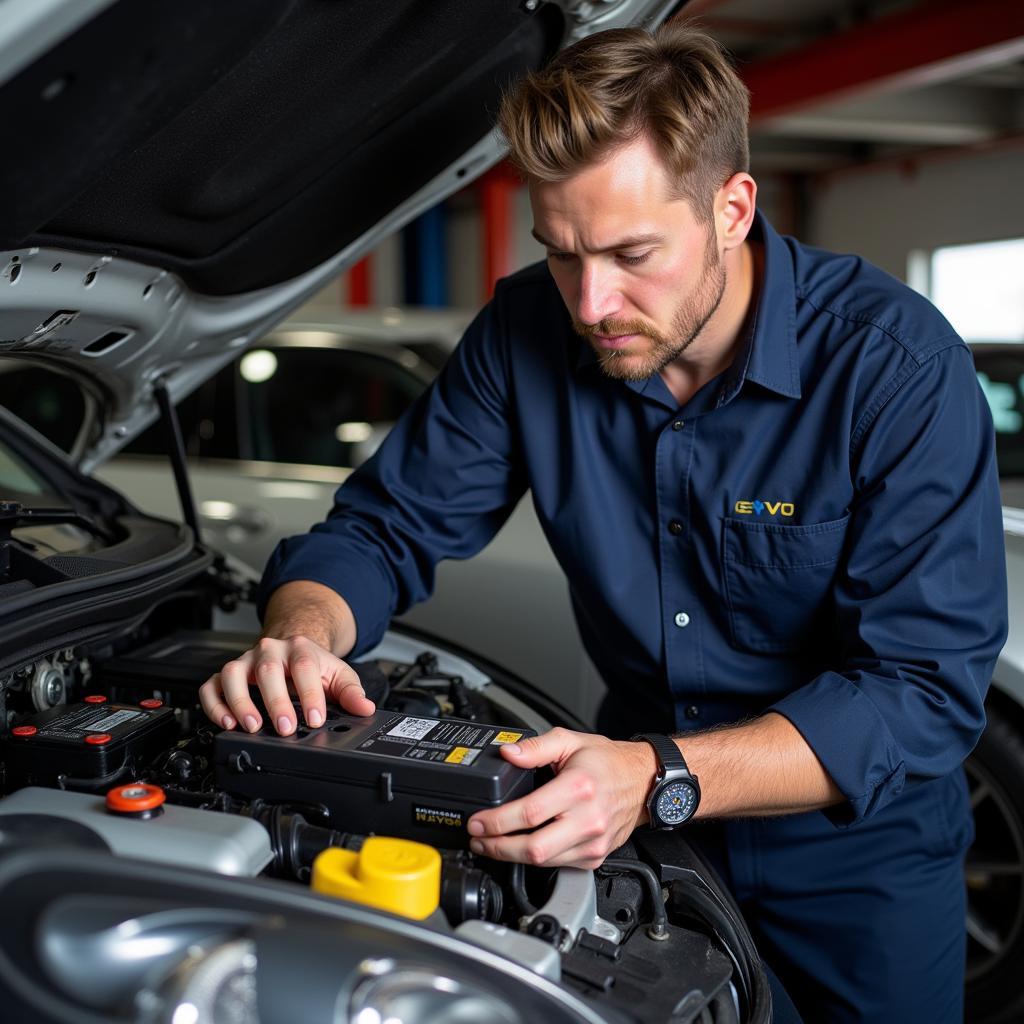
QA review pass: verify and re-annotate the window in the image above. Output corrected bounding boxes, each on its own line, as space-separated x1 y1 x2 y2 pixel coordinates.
914 239 1024 481
972 349 1024 478
0 440 46 496
916 237 1024 343
240 346 427 467
124 367 239 461
127 343 431 470
0 363 87 454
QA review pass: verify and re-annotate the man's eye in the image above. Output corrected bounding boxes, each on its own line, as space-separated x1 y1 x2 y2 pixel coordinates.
547 251 576 263
618 252 651 266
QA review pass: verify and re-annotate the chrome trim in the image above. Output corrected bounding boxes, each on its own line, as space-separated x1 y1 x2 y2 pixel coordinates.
112 453 351 485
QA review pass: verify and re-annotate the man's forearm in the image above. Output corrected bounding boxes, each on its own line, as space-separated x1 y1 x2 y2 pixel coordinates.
681 712 844 819
262 580 358 657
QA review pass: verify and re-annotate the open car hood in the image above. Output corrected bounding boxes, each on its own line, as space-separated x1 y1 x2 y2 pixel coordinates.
0 0 681 473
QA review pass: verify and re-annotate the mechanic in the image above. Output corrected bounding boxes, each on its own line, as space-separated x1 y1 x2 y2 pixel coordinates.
200 24 1007 1024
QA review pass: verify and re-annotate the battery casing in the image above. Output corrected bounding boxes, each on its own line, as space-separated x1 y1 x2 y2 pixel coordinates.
214 710 535 848
3 701 178 789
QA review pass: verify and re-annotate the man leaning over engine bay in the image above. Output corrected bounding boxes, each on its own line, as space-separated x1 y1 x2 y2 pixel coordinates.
200 24 1007 1024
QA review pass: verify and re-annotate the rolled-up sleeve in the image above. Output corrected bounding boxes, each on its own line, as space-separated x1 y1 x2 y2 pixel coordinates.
258 297 527 657
770 342 1007 826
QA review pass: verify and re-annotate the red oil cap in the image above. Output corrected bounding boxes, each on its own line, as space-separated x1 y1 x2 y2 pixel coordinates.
139 698 163 709
85 733 112 745
11 726 37 737
106 783 166 815
84 695 108 704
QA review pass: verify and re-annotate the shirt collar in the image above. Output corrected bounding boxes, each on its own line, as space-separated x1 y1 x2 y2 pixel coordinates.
738 211 801 400
572 211 801 402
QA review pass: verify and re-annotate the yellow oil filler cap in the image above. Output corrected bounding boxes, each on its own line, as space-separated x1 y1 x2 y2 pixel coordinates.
311 837 441 920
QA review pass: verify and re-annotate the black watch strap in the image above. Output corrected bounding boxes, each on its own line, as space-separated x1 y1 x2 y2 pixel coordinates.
632 733 688 773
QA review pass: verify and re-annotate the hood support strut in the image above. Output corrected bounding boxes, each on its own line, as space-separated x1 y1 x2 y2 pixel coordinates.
152 377 202 545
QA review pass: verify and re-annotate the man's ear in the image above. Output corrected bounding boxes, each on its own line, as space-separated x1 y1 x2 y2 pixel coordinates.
716 173 757 252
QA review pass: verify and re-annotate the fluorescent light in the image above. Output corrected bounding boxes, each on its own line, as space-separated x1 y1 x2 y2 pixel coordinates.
335 421 373 444
199 500 236 520
239 349 278 383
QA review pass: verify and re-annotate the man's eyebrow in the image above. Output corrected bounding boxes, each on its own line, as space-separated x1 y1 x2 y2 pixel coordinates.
531 228 663 252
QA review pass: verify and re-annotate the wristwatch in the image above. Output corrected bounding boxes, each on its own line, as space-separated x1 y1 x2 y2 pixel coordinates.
632 733 701 829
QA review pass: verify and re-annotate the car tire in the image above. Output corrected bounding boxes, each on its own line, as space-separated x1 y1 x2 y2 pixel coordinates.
964 703 1024 1024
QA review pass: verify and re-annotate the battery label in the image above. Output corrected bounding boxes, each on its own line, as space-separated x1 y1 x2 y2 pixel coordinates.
33 703 147 740
412 803 465 829
362 715 501 766
387 717 437 741
84 709 141 732
444 746 481 765
492 730 524 744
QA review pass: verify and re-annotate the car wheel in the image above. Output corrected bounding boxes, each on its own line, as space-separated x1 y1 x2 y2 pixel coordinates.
964 704 1024 1024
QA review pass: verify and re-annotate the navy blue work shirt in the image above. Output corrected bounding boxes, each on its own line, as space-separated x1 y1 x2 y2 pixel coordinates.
261 212 1007 828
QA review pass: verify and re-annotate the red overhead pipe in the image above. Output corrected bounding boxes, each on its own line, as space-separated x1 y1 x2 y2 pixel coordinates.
744 0 1024 124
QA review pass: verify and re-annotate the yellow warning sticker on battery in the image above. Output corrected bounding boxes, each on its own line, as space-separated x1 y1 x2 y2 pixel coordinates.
445 746 473 764
492 730 524 744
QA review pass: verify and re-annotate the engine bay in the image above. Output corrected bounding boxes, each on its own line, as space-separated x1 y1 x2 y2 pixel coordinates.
0 625 771 1024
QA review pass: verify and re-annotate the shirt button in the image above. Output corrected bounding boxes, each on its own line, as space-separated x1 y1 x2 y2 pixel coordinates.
674 611 690 628
668 520 683 535
672 420 684 431
686 705 700 720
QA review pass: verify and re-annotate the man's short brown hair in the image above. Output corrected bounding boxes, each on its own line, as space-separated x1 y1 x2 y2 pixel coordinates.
497 23 750 224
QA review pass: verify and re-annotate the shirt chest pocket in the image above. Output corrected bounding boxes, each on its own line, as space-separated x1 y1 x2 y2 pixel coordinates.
721 514 849 654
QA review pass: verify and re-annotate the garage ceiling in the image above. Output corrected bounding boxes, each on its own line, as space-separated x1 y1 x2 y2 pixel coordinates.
676 0 1024 176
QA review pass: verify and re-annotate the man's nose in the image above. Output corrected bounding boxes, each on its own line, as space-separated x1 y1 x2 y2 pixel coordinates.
576 264 622 326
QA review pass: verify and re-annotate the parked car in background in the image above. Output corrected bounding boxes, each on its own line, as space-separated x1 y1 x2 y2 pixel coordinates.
107 308 470 572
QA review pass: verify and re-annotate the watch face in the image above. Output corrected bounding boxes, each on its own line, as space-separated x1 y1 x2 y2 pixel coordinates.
655 780 697 826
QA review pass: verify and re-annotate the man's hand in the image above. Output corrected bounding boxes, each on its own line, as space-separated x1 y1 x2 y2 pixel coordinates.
198 635 375 735
465 728 657 869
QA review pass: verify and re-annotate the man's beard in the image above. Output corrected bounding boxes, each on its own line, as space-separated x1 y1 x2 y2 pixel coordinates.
573 236 726 382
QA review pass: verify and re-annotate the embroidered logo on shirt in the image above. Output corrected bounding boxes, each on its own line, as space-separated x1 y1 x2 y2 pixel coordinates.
734 500 795 517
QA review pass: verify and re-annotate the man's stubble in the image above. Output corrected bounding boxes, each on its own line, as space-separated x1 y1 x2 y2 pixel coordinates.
574 232 726 382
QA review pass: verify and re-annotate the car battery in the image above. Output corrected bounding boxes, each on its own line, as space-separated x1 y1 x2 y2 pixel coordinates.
214 710 536 849
2 699 178 790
